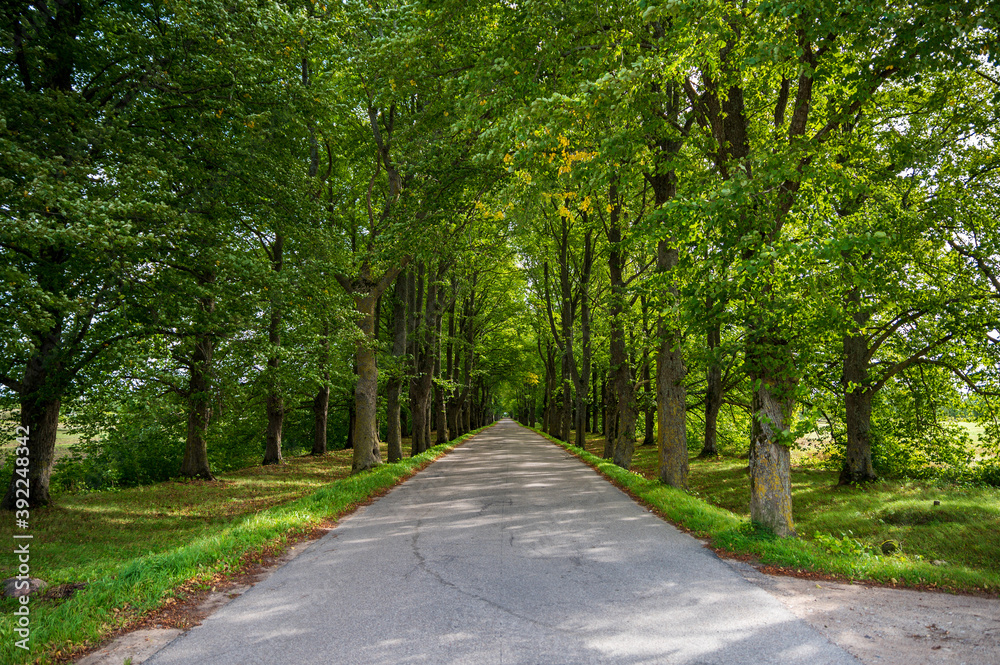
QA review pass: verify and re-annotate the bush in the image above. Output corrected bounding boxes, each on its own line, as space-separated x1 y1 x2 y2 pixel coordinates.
968 461 1000 488
53 401 185 491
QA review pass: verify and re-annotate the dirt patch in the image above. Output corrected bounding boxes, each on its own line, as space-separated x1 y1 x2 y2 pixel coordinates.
40 582 87 602
725 559 1000 665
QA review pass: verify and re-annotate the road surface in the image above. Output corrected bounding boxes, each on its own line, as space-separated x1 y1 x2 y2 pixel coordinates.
146 419 859 665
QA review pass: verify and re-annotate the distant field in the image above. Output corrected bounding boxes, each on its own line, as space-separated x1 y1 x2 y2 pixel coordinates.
789 420 992 465
954 420 986 447
0 422 80 462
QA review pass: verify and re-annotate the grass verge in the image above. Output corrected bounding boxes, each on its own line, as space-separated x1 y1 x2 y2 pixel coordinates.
0 425 491 664
529 426 1000 597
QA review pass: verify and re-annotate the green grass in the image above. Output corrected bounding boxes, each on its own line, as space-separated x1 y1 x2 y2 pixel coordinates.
540 428 1000 596
0 427 491 664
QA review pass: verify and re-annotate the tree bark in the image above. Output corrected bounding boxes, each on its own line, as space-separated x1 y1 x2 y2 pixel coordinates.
572 230 593 448
702 303 722 458
182 334 215 479
747 336 796 537
386 270 409 462
434 314 448 444
642 360 655 446
346 404 355 449
312 385 329 456
445 294 460 440
263 233 285 466
603 376 616 459
351 292 382 471
645 120 689 486
607 184 638 469
841 386 875 485
560 353 572 442
542 339 557 437
410 271 437 455
840 295 877 484
656 239 688 488
311 316 331 456
2 322 65 509
590 363 598 433
263 389 284 465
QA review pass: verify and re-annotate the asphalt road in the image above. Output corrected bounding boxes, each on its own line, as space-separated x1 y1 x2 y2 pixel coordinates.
145 419 860 665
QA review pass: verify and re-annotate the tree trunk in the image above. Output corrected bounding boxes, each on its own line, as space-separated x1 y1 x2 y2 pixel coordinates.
351 293 382 471
841 388 875 484
386 271 409 462
311 316 331 456
2 323 65 509
434 317 448 444
656 240 688 488
182 335 215 479
1 392 61 510
603 376 617 459
601 373 610 443
346 405 355 449
840 321 876 484
607 184 638 469
560 354 572 442
702 306 722 458
263 234 285 466
747 337 796 537
642 360 655 446
411 264 440 454
445 294 459 441
263 392 284 465
541 381 550 434
6 397 61 509
409 379 430 455
386 382 402 462
424 399 432 445
312 385 330 456
589 363 597 433
573 231 593 448
446 400 460 440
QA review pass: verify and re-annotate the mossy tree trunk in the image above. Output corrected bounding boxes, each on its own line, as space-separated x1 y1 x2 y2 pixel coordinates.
337 260 407 473
747 335 796 537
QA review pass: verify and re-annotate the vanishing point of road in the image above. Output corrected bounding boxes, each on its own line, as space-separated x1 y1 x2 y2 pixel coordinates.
145 420 860 665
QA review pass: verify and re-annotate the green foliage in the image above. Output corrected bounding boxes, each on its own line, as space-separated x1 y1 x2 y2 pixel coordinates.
813 531 872 558
52 400 185 491
816 374 992 483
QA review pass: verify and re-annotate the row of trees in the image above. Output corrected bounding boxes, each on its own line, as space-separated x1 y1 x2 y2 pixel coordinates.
0 0 524 508
4 0 1000 539
490 0 1000 537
